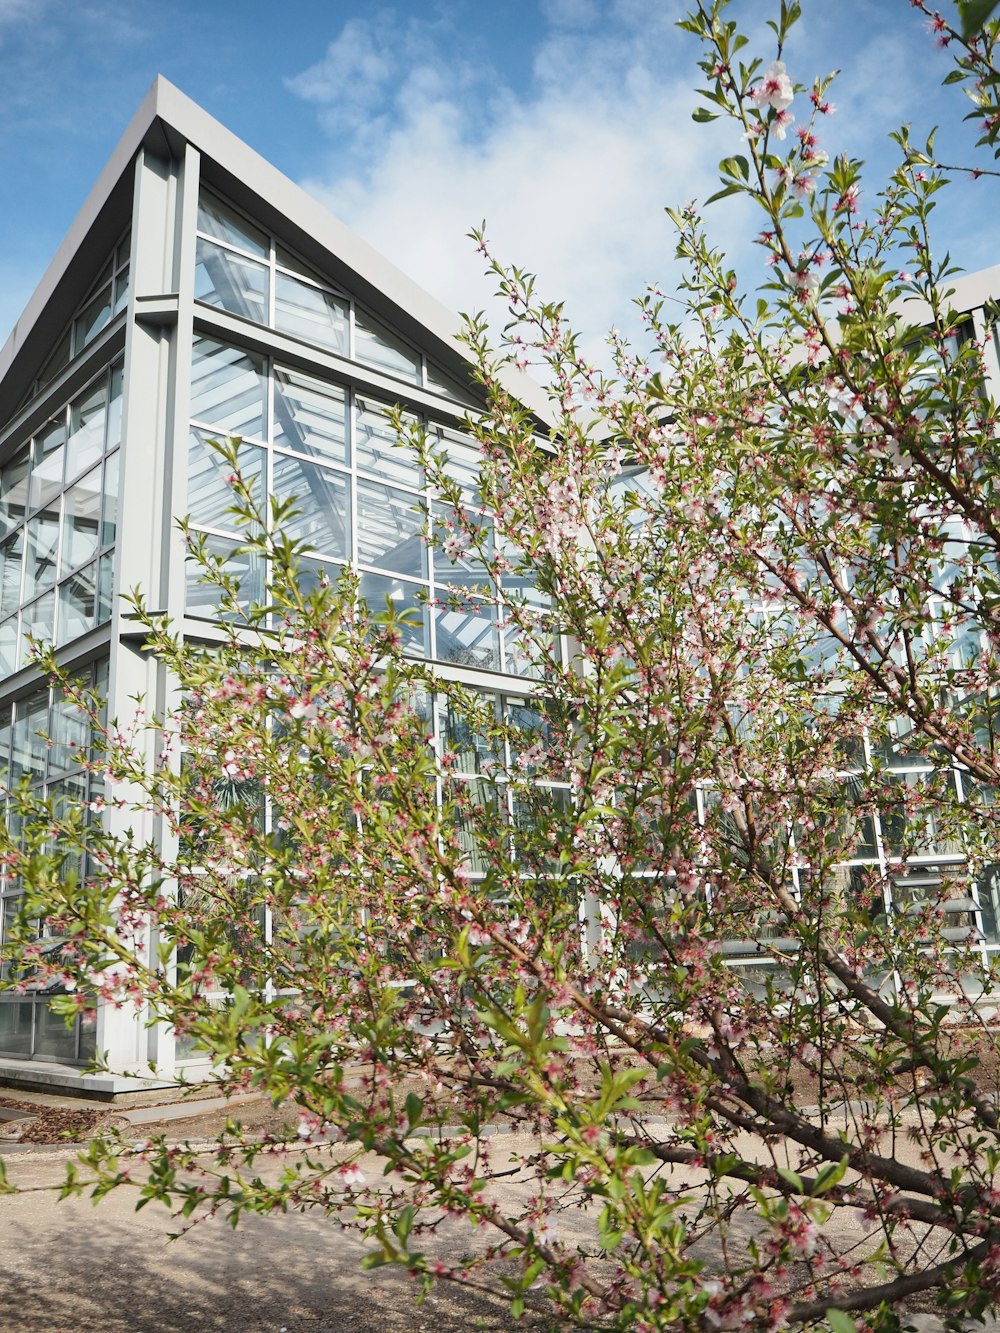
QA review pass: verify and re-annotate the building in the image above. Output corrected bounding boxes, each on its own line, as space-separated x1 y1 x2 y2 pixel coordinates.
3 78 1000 1095
0 77 554 1093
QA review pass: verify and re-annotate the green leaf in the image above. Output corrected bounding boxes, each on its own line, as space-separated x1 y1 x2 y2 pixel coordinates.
812 1155 849 1196
960 0 1000 39
826 1310 858 1333
776 1167 804 1193
692 107 719 122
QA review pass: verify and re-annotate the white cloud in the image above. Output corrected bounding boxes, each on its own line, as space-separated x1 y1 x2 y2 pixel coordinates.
289 7 751 368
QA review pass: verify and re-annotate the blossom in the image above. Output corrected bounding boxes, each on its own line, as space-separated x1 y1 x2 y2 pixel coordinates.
339 1164 366 1189
751 60 794 113
772 109 794 140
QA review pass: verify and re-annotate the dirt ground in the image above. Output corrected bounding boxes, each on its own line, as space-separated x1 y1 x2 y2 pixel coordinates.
3 1027 1000 1146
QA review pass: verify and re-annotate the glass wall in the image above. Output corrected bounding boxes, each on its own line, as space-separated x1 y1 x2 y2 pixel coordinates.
33 233 131 395
0 659 108 1061
194 190 456 393
0 363 121 673
186 334 552 677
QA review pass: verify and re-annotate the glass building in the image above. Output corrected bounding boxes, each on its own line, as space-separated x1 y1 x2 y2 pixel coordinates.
1 79 999 1092
0 78 553 1091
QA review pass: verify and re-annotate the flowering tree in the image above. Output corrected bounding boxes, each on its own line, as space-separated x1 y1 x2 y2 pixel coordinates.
6 2 1000 1329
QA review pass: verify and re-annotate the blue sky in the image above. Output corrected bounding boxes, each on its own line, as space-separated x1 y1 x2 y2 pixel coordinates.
0 0 995 364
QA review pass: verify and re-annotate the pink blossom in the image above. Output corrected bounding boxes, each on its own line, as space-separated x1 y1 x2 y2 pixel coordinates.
751 60 794 113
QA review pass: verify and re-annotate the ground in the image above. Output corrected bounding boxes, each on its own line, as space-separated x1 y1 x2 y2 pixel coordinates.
4 1033 1000 1331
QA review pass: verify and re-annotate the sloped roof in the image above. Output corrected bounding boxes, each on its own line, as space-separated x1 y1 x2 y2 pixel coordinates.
0 75 554 428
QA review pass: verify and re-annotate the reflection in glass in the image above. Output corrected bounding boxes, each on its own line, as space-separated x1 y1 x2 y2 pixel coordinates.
97 552 114 623
198 193 268 258
188 432 264 534
358 572 428 656
29 421 65 512
0 450 29 535
354 309 421 382
66 384 106 482
11 690 48 785
272 455 349 559
102 452 119 547
22 592 54 660
25 512 59 599
0 1001 33 1056
275 272 348 353
356 480 425 578
273 368 347 464
427 426 483 506
190 337 266 439
185 537 264 618
106 366 123 451
0 532 23 618
0 620 17 675
58 565 96 644
196 238 269 326
73 286 112 355
354 399 420 489
49 695 88 774
434 598 501 672
62 470 101 573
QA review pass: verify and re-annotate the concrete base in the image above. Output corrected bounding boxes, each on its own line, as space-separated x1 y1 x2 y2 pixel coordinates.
0 1058 187 1103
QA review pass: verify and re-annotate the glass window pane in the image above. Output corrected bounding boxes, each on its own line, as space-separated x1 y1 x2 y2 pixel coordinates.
356 479 426 578
188 432 264 535
38 329 70 389
11 689 49 785
57 565 96 645
116 230 131 270
34 1003 78 1061
432 507 494 593
113 268 129 315
186 536 264 619
97 551 114 624
354 309 421 382
0 619 18 676
439 694 497 776
0 706 11 793
49 693 88 773
427 426 484 507
102 451 119 548
358 572 428 657
502 615 555 679
273 367 347 465
354 398 421 489
197 193 268 259
29 420 65 512
22 591 54 661
272 455 350 559
275 272 348 354
61 469 101 574
433 598 501 672
24 510 59 599
106 365 123 451
0 531 23 619
195 238 269 326
190 337 266 439
66 382 107 482
73 285 112 355
0 1000 34 1056
0 449 30 536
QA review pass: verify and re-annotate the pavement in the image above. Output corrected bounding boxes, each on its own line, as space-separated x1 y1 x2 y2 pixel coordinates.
1 1111 999 1332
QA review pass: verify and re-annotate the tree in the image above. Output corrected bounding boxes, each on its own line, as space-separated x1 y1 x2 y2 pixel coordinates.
5 2 1000 1328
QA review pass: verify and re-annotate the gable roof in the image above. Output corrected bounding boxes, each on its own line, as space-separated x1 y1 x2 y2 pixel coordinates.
0 75 554 429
